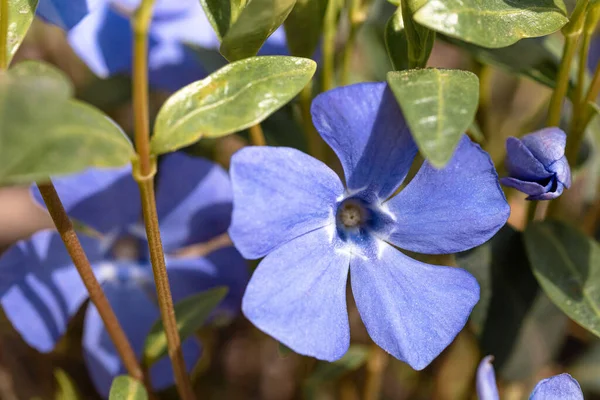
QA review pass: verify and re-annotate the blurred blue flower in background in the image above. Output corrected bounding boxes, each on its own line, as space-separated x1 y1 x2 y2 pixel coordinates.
501 128 571 200
36 0 288 91
477 356 583 399
0 153 247 397
228 82 510 369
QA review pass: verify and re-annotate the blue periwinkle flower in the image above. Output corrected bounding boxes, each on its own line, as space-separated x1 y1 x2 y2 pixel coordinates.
477 356 584 400
500 128 571 200
36 0 288 91
228 82 510 369
0 153 247 397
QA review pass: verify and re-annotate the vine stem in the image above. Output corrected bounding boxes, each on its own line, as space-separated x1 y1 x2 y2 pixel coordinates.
300 82 325 160
341 0 361 86
0 0 8 69
363 343 388 400
37 182 149 392
322 0 338 92
249 123 266 146
131 1 195 399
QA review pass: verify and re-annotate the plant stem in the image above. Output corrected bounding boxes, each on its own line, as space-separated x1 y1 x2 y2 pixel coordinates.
322 0 339 92
363 343 388 400
131 1 195 399
300 82 325 160
249 123 266 146
37 182 148 390
525 200 539 225
546 35 579 127
341 0 361 86
0 0 8 69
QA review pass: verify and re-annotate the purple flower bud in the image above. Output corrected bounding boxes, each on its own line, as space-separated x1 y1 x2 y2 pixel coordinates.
501 127 571 200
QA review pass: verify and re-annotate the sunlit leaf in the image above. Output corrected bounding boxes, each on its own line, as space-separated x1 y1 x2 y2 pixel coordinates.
220 0 296 61
524 221 600 339
387 68 479 168
414 0 568 49
151 56 316 155
143 287 228 366
5 0 38 66
400 0 434 68
0 61 134 185
199 0 247 40
284 0 328 58
108 376 147 400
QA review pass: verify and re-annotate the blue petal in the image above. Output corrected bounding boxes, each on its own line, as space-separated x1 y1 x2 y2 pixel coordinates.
156 153 232 253
165 246 249 315
0 230 104 352
229 146 343 259
311 82 417 199
242 227 350 361
350 241 479 370
83 264 201 397
528 182 565 201
529 374 583 400
36 0 101 30
476 356 500 400
500 177 554 198
385 136 510 254
549 156 572 188
505 137 554 182
521 128 567 169
31 165 140 235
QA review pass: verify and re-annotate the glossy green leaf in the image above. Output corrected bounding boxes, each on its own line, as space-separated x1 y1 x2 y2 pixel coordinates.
457 225 567 380
108 376 148 400
304 345 369 398
401 0 434 68
384 5 409 71
4 0 38 66
220 0 296 61
151 56 316 155
387 68 479 168
144 287 228 366
414 0 568 49
199 0 247 40
55 369 81 400
524 221 600 339
0 61 135 185
284 0 328 58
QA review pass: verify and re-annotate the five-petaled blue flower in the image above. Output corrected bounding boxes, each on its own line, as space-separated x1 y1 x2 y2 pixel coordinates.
228 82 510 369
36 0 287 91
501 128 571 200
477 356 583 400
0 153 247 397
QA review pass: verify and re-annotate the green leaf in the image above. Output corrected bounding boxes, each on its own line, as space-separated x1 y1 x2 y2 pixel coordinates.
524 221 600 339
5 0 38 66
401 0 434 68
144 287 228 366
55 369 81 400
0 61 135 185
108 376 148 400
151 56 316 155
387 68 479 168
199 0 247 40
414 0 568 49
220 0 296 61
304 345 369 398
384 6 409 71
457 225 568 380
284 0 328 58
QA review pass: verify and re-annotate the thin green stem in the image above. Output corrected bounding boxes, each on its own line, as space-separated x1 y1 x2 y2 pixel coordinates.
300 82 325 160
341 0 361 86
547 35 579 127
131 2 195 399
363 343 388 400
249 123 266 146
322 0 338 91
0 0 8 69
37 182 149 392
525 200 539 225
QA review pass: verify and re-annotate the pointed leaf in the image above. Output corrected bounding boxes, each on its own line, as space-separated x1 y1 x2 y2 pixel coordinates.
524 221 600 339
384 5 409 71
55 369 81 400
199 0 247 40
143 287 228 366
4 0 39 66
0 61 134 185
220 0 296 61
108 376 148 400
151 56 316 155
284 0 328 58
414 0 568 49
401 0 434 68
387 68 479 168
